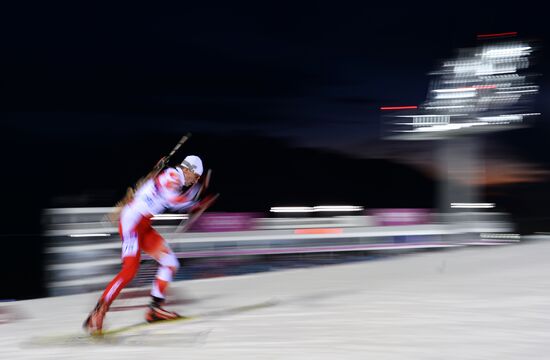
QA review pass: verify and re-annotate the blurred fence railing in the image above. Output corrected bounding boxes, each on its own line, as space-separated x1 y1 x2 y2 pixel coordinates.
43 208 515 296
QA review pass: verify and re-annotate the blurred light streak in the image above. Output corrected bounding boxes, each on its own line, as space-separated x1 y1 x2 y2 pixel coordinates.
396 114 466 117
477 31 518 39
68 233 111 237
473 85 497 89
480 233 520 240
435 91 476 99
270 206 315 213
152 214 188 220
294 228 343 234
424 105 466 109
433 87 477 93
450 203 495 209
407 122 488 132
313 205 364 212
482 46 532 58
380 106 418 110
270 205 364 213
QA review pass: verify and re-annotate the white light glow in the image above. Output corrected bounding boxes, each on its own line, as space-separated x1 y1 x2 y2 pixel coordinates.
395 122 450 126
480 233 521 240
152 214 188 220
497 89 538 94
69 233 111 237
478 115 523 123
411 122 487 132
433 87 477 93
424 105 466 110
313 206 364 212
435 92 476 99
270 206 364 213
482 46 531 58
270 207 315 213
450 203 495 209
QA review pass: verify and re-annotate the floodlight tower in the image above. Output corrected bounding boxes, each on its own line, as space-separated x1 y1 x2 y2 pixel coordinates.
382 33 539 223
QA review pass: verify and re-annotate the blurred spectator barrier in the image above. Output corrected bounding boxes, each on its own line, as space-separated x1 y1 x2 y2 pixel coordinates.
43 208 515 296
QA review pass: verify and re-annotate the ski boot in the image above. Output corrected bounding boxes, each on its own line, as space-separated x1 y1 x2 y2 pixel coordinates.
83 300 109 335
145 296 182 323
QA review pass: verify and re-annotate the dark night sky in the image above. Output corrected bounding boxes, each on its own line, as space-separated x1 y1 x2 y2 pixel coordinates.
4 4 549 145
2 3 550 298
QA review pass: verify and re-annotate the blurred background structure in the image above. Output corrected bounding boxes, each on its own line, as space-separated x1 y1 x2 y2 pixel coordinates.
385 35 539 138
43 207 514 296
382 34 540 242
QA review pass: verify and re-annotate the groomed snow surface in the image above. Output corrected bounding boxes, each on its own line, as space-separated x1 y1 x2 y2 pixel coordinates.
2 240 550 359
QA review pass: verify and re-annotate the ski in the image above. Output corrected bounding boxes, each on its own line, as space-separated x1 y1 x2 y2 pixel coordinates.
27 298 277 346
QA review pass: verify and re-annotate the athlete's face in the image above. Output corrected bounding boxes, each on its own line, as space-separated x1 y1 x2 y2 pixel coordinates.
183 168 200 187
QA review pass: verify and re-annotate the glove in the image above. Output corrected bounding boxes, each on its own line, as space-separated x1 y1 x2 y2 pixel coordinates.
154 156 168 170
190 193 218 213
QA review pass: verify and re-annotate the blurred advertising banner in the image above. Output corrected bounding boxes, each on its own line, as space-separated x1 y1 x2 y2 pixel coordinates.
369 209 431 226
189 212 260 232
